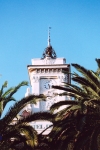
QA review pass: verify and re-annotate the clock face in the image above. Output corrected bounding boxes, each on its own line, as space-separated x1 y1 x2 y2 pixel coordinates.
40 79 56 93
44 79 56 89
40 78 58 111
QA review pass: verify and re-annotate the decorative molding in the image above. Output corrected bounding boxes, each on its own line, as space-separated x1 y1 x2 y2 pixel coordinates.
33 76 40 82
34 68 63 74
42 57 56 65
58 75 68 82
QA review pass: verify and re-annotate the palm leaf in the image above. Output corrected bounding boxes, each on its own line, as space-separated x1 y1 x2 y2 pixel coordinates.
3 97 16 110
0 81 8 97
59 92 81 99
17 112 55 125
53 85 90 99
6 81 28 100
96 58 100 68
2 87 14 98
72 76 98 92
0 95 45 131
50 100 78 113
19 124 38 147
72 64 100 90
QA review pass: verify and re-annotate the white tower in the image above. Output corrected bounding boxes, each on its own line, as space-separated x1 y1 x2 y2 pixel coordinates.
27 28 71 113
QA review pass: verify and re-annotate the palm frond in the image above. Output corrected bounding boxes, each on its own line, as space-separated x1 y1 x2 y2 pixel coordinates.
53 85 89 99
3 97 16 110
71 63 89 77
19 124 38 147
0 81 8 97
2 87 14 98
59 92 81 100
72 64 100 91
17 112 55 125
2 128 34 150
0 95 45 130
72 76 98 92
90 99 100 105
50 100 78 113
95 58 100 68
6 81 28 100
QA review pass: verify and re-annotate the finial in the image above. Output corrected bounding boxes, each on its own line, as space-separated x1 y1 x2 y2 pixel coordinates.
48 27 51 47
41 27 57 59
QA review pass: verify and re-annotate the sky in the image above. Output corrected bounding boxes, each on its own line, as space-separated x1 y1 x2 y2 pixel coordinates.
0 0 100 116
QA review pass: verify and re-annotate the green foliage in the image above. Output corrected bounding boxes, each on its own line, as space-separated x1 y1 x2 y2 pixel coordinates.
48 58 100 150
0 81 52 150
0 81 28 118
1 58 100 149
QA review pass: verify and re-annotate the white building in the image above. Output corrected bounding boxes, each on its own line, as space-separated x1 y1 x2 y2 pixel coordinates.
21 29 71 134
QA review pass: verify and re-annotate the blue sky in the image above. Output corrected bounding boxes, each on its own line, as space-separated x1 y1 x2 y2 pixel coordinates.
0 0 100 115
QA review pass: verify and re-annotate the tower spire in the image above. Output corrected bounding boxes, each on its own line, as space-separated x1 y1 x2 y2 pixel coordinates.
48 27 51 47
41 27 57 59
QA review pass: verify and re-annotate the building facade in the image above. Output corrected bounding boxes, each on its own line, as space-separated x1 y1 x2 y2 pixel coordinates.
20 29 71 134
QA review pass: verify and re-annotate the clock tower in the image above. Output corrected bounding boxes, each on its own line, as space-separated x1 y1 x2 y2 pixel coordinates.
27 28 71 114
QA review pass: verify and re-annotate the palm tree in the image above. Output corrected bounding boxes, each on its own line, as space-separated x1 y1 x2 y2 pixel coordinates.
49 58 100 150
0 91 55 150
0 81 29 118
0 80 50 149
